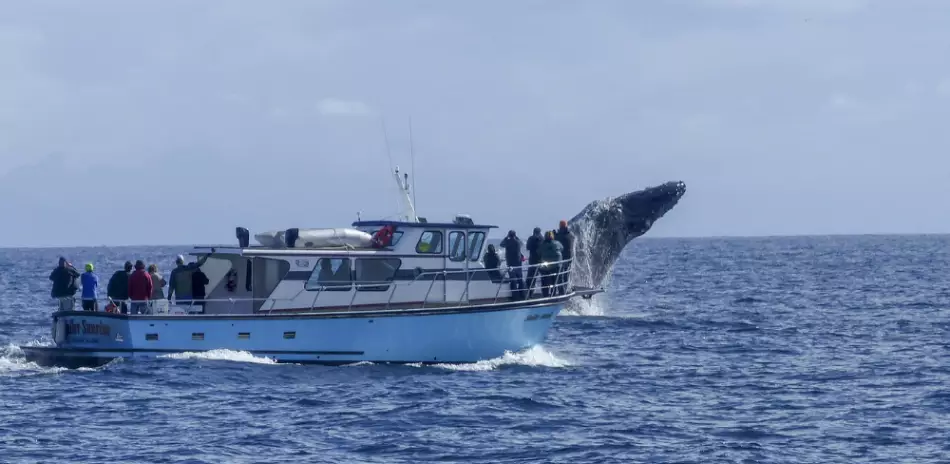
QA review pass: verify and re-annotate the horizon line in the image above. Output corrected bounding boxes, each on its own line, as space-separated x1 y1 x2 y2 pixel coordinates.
2 231 949 250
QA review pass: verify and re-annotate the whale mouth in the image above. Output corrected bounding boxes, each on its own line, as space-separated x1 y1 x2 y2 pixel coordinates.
618 181 686 237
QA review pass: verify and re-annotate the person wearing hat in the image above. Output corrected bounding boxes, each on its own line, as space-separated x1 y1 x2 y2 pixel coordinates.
554 219 575 295
168 253 210 307
80 263 99 311
524 227 543 298
499 229 526 300
49 257 80 311
107 261 134 314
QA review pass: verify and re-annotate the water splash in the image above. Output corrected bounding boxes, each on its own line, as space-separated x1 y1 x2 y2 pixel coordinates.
566 199 617 316
429 345 573 372
0 343 77 376
158 349 277 365
562 294 608 316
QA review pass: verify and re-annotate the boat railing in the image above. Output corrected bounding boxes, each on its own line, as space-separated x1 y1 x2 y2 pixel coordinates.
303 256 574 311
53 257 575 316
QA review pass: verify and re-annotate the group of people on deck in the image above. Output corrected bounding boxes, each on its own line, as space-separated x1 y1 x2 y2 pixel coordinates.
483 220 574 300
49 254 210 314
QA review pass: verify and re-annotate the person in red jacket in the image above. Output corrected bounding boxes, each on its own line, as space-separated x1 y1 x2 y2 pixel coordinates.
128 260 153 315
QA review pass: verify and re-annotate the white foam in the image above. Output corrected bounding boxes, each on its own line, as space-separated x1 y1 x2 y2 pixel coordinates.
0 343 71 375
342 361 375 367
561 295 608 317
158 349 277 365
430 345 573 372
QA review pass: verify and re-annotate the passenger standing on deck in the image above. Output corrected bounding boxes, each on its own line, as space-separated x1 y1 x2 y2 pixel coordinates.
148 264 167 313
191 265 210 314
524 227 543 298
538 231 564 298
554 220 575 295
482 244 502 283
499 230 526 300
168 254 209 306
128 260 153 314
49 257 80 311
80 263 99 311
107 261 133 314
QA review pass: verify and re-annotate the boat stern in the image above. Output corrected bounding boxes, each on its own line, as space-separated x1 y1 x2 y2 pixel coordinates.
22 312 134 368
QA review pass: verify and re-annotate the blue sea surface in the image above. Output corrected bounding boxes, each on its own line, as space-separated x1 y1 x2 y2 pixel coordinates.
2 235 950 463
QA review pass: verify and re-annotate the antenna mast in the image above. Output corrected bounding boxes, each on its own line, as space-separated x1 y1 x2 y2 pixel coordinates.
409 116 418 213
392 166 418 222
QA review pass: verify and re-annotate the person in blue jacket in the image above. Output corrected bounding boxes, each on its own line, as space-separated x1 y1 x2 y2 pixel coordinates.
80 263 99 311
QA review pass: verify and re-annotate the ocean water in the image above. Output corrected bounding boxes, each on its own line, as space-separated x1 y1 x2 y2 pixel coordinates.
2 235 950 463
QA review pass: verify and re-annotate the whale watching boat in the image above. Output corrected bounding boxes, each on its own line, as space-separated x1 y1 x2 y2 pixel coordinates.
22 168 600 367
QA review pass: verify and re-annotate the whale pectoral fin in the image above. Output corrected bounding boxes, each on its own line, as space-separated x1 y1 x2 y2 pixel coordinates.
572 286 605 299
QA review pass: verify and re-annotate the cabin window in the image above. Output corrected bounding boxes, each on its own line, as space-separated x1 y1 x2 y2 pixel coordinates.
468 232 486 261
355 258 402 291
416 230 443 254
389 231 405 246
304 258 352 291
448 231 467 262
252 258 291 312
358 228 404 247
244 260 253 291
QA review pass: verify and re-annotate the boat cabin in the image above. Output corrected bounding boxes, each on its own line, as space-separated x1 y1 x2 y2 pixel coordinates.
183 216 526 315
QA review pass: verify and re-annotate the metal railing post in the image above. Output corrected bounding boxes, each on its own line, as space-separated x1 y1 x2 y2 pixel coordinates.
422 273 437 309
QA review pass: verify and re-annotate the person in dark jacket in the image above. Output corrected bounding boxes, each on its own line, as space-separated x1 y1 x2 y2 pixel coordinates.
49 257 80 311
524 227 542 298
538 231 564 298
482 244 502 283
190 265 210 314
128 260 153 315
499 229 525 299
554 220 575 295
168 254 210 305
107 261 133 314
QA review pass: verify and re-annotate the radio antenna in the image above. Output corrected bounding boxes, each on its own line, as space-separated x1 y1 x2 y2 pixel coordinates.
409 116 417 214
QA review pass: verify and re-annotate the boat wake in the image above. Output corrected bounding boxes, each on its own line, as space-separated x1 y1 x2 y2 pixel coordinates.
0 343 97 376
426 345 573 372
158 349 278 365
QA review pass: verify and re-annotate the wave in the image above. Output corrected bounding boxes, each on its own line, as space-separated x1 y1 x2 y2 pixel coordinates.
158 349 278 365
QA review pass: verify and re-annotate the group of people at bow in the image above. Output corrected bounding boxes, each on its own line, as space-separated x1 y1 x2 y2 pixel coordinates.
48 254 210 314
483 220 574 300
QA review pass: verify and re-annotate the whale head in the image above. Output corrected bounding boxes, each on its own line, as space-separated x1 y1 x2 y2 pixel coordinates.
568 181 686 288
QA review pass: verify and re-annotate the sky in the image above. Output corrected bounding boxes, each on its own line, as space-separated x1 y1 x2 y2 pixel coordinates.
1 0 949 247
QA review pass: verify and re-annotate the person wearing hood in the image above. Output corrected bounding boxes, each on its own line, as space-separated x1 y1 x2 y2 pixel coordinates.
128 260 153 315
554 220 575 295
168 254 210 306
80 263 99 311
538 231 564 298
107 261 133 314
49 257 80 311
499 229 526 300
148 264 168 313
524 227 543 298
482 244 502 283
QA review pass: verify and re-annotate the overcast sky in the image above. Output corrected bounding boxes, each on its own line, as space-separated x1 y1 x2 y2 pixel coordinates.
1 0 948 247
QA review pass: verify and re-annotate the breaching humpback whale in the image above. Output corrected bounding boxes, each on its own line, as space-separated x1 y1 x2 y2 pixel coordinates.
567 181 686 290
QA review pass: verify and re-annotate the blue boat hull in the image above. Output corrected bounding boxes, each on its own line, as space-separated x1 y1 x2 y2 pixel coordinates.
21 299 566 367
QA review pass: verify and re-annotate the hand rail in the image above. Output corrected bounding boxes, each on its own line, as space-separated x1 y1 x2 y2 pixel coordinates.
52 257 575 315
